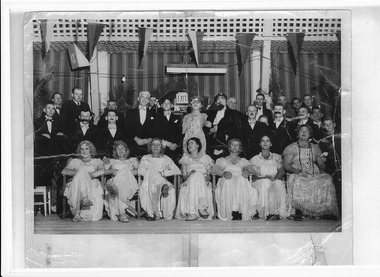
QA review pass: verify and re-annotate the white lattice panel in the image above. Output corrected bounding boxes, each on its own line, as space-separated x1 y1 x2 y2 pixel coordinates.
31 12 341 42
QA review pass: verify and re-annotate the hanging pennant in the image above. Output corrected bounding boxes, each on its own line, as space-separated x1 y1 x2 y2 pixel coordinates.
39 19 57 59
286 32 305 75
336 30 341 44
187 31 204 66
87 22 105 62
138 27 154 68
67 43 90 70
235 33 256 76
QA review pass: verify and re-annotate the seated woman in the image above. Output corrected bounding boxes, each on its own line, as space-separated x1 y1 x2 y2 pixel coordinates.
250 134 288 220
62 140 105 222
176 137 214 221
211 138 259 221
103 140 139 223
138 138 181 221
283 124 340 221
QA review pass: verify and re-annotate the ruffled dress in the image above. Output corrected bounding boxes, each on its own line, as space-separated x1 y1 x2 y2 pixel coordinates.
283 142 340 217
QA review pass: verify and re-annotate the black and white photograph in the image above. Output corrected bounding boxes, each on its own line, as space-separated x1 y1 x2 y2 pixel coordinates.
3 1 380 276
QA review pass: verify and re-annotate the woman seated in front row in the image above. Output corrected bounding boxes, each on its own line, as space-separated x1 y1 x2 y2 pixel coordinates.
138 138 181 221
176 137 214 221
250 134 288 220
62 140 105 222
211 138 259 221
283 124 340 221
103 140 139 223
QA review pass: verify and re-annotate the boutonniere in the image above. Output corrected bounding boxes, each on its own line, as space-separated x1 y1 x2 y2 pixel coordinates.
174 119 178 123
150 117 154 120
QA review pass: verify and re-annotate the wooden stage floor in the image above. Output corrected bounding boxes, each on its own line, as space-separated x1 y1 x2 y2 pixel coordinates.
34 213 342 234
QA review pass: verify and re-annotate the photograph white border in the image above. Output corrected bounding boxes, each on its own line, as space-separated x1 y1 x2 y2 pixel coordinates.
2 0 380 276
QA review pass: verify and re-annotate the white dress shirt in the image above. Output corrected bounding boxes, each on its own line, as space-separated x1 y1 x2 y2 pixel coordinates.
108 123 117 137
80 122 89 135
139 105 147 125
213 108 226 126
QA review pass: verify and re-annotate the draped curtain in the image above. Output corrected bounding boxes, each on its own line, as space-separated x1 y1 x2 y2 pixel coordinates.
33 51 89 118
109 52 251 111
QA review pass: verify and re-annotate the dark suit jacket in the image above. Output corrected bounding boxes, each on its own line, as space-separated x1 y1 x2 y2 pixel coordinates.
203 108 241 159
98 126 127 157
155 111 182 161
269 119 298 155
34 116 65 156
60 100 91 136
124 107 157 157
256 105 273 120
65 122 100 154
97 110 125 129
240 120 269 159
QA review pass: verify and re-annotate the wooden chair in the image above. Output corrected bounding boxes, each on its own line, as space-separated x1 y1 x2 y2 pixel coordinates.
61 173 105 219
211 174 218 219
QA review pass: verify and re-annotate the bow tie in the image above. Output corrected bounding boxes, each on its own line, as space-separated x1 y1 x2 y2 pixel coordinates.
55 106 60 110
256 107 262 110
108 125 117 130
164 111 171 117
139 106 147 111
45 118 53 122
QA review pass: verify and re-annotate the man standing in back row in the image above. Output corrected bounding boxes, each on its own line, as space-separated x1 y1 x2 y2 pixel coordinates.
60 87 90 136
124 91 157 158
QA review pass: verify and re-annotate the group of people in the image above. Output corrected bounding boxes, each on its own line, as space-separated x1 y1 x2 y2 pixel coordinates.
34 87 341 223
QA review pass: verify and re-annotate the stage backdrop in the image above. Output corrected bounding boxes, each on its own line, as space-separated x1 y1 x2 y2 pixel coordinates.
33 48 340 117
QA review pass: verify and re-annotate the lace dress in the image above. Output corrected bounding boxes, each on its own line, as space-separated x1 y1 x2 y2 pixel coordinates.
176 155 214 220
63 158 104 221
182 113 207 156
214 157 259 221
283 142 340 217
250 153 288 218
103 158 139 221
138 154 181 220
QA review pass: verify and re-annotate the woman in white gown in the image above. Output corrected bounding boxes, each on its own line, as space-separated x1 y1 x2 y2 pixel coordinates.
62 140 105 222
176 137 214 221
211 139 259 221
103 140 139 223
250 134 288 220
138 138 181 221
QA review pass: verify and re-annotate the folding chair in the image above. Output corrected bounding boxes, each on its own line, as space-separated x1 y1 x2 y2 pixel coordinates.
34 186 51 216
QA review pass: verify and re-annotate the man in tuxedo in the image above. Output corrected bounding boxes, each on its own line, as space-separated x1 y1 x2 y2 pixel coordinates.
34 102 65 156
65 108 100 154
60 87 91 136
269 103 297 155
240 105 269 159
124 91 157 158
310 106 325 141
277 95 295 118
155 98 182 162
34 102 66 212
51 92 63 122
203 92 241 160
294 106 320 140
98 109 126 157
227 96 245 122
97 100 125 128
290 97 302 117
302 94 315 113
254 93 272 121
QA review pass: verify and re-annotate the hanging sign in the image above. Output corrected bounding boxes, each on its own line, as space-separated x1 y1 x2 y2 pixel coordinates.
176 92 188 104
